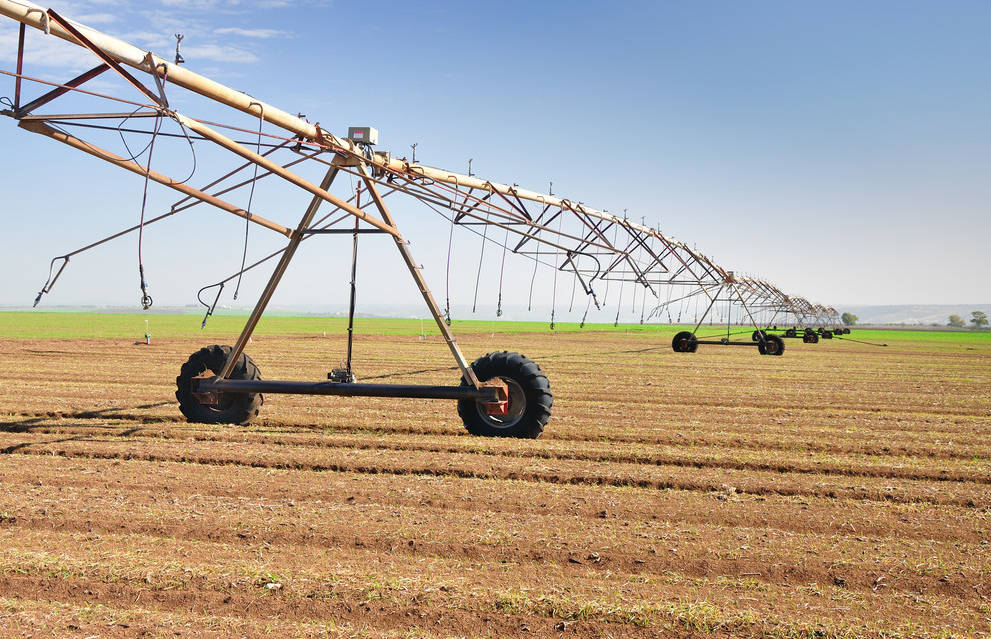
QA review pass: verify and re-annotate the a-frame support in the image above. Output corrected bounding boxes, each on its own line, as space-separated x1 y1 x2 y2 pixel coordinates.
201 153 487 399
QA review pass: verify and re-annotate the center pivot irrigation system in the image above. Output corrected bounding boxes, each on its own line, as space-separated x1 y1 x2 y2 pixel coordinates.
0 2 848 437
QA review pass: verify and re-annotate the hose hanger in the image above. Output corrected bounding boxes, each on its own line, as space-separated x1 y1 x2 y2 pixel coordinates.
443 174 458 325
33 255 71 307
549 208 564 329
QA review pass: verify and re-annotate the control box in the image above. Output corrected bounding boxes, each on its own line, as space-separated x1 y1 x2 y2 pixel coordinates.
347 126 378 146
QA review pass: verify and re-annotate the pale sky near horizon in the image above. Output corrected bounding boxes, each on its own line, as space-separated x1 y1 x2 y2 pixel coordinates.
0 0 988 321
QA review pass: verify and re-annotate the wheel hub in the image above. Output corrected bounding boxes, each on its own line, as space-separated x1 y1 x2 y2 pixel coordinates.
475 377 526 428
479 378 510 416
190 372 221 406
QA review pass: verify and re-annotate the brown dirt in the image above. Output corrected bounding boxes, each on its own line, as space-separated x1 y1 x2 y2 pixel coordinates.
0 331 989 638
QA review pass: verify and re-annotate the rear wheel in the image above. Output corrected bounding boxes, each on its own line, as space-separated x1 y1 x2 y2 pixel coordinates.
458 351 552 439
784 328 797 339
175 345 263 424
672 331 698 353
758 334 785 356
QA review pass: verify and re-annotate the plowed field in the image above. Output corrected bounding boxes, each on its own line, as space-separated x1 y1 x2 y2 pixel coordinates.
1 327 989 638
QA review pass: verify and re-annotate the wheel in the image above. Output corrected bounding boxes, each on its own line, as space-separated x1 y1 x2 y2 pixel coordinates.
176 345 263 424
844 328 851 334
458 351 552 438
810 333 819 343
822 330 833 339
784 328 797 339
672 331 698 353
758 334 785 356
802 333 812 343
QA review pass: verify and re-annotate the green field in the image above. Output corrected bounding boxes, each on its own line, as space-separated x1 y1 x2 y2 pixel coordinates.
1 311 988 345
0 311 668 339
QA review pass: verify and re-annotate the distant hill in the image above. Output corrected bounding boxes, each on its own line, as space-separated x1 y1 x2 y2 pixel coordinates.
837 304 991 326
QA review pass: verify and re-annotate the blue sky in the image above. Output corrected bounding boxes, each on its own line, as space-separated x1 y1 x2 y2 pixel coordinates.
0 0 989 318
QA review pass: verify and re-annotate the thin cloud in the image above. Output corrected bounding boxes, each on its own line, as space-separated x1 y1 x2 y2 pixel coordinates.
122 31 174 49
0 24 96 72
158 0 293 9
0 0 300 73
181 43 259 64
214 27 289 39
75 12 119 24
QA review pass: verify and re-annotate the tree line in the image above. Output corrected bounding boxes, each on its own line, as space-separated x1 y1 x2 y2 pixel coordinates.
838 311 988 329
948 311 988 329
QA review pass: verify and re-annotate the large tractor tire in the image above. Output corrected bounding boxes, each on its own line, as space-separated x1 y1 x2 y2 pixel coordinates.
176 345 263 424
672 331 698 353
758 334 785 356
458 351 552 439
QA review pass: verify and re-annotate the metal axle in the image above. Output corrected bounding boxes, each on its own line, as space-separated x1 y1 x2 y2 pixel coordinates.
195 379 500 401
695 340 760 347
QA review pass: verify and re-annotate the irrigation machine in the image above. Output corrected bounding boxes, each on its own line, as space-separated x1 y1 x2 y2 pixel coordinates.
0 1 846 436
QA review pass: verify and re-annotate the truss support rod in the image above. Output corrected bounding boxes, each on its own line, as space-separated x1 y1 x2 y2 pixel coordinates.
16 118 292 237
15 64 109 116
48 140 295 261
19 111 161 120
729 281 767 336
176 114 399 238
219 163 342 379
356 161 480 387
46 9 163 107
345 215 359 380
14 22 23 109
0 0 323 142
399 185 612 256
198 187 402 302
692 286 723 335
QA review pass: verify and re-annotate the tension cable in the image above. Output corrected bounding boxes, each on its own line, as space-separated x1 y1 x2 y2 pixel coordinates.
233 105 264 300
